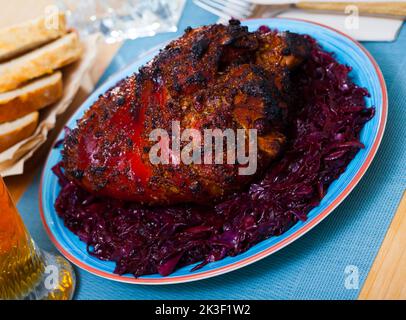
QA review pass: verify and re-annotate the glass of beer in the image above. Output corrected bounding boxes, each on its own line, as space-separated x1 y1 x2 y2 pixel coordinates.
0 176 75 300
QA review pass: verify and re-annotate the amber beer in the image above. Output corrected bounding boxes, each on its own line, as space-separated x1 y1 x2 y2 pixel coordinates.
0 176 75 300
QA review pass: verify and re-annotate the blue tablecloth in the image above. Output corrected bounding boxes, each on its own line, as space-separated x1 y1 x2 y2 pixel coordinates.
18 1 406 299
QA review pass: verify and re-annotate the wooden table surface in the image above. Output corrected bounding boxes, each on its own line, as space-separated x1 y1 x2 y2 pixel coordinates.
2 0 405 300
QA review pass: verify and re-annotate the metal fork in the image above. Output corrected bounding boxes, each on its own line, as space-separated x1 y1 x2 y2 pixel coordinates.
193 0 256 20
194 0 406 21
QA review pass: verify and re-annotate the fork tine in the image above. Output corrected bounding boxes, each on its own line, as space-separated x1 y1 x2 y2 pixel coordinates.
216 0 253 8
195 0 252 19
208 0 253 15
194 0 233 20
206 1 251 18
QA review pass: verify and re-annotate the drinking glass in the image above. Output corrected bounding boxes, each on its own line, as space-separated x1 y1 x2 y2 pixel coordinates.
0 176 75 300
57 0 186 43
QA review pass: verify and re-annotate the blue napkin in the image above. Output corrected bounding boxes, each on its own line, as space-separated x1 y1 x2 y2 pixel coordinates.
18 1 406 299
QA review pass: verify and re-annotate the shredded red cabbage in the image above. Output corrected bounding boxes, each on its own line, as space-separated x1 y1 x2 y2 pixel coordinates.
53 31 375 277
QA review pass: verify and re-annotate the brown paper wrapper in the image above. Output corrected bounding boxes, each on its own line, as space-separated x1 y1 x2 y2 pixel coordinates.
0 35 98 177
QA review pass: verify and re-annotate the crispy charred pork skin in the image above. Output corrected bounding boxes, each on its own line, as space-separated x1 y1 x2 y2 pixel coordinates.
62 20 311 205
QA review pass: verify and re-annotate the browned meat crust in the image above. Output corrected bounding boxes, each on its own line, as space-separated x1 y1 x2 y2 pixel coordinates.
63 20 311 205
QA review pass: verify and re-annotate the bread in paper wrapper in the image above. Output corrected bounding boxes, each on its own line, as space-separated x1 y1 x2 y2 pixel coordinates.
0 35 98 176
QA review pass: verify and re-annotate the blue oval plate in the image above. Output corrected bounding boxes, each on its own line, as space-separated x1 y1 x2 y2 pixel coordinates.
40 18 387 284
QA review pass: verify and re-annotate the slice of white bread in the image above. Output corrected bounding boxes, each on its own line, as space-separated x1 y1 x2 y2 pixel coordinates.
0 72 62 123
0 111 39 153
0 32 82 93
0 13 67 62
